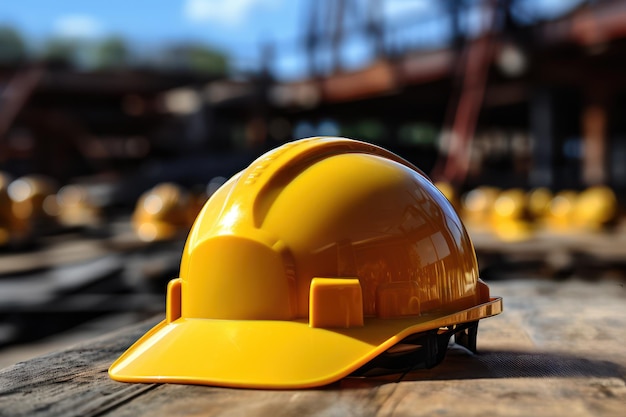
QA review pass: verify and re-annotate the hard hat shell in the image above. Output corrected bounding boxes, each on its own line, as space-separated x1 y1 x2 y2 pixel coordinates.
110 137 502 389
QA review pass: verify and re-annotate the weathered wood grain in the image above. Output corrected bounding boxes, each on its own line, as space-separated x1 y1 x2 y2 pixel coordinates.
0 319 158 417
1 279 625 417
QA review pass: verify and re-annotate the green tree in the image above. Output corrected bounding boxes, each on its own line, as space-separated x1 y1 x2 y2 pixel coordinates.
161 43 228 75
0 26 28 64
95 36 129 69
41 37 80 67
186 45 228 74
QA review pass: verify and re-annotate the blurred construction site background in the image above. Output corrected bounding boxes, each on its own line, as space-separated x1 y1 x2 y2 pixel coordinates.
0 0 625 365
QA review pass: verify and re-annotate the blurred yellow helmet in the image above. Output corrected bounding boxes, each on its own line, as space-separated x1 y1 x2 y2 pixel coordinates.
110 137 502 389
55 184 101 228
132 183 194 242
7 175 57 223
461 186 500 230
545 190 578 232
493 188 526 221
1 174 57 246
491 188 531 241
527 187 553 220
572 186 617 230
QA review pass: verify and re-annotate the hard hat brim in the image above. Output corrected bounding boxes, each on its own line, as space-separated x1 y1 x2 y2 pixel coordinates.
109 296 502 389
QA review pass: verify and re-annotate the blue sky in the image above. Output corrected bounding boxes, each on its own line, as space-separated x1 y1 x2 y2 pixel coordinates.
0 0 306 76
0 0 583 79
0 0 300 44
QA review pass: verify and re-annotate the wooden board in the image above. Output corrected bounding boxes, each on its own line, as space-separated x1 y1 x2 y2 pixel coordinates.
1 278 625 417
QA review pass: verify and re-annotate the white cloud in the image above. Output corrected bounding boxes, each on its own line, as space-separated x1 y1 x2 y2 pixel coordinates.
183 0 280 27
54 15 102 39
383 0 431 19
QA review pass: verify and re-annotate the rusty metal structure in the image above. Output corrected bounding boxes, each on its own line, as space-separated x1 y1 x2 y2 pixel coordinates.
0 67 219 180
270 0 626 193
1 0 626 198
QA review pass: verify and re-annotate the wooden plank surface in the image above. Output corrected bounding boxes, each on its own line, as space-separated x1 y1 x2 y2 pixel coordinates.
1 278 625 417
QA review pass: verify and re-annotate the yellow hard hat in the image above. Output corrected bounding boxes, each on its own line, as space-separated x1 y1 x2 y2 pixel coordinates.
55 184 101 228
572 186 617 230
461 186 500 230
1 173 44 246
132 183 195 242
492 188 526 221
8 175 58 223
527 187 553 220
545 190 578 231
110 137 502 389
491 188 532 241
